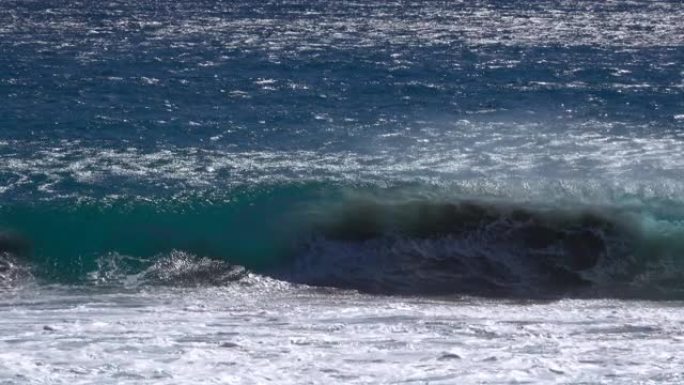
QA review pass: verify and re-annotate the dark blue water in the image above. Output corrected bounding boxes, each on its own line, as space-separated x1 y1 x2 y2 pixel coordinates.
1 0 684 297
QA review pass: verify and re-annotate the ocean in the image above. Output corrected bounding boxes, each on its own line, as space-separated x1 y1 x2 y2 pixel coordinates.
1 0 684 383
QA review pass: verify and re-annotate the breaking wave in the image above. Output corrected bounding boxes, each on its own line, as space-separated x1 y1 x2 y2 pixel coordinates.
2 184 684 298
86 251 249 288
0 253 33 291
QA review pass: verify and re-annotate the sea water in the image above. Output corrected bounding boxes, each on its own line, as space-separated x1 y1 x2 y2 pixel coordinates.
1 0 684 383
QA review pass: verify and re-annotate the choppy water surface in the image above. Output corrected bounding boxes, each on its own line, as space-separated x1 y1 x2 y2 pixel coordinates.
1 0 684 383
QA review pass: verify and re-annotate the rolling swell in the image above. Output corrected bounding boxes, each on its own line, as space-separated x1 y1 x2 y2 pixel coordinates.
2 185 684 298
286 200 637 297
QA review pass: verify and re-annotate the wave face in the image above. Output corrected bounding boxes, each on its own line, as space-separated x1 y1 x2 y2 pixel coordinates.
0 186 314 280
282 196 684 298
2 185 684 298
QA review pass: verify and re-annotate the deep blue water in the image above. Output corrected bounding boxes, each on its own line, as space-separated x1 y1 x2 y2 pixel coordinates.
1 0 684 297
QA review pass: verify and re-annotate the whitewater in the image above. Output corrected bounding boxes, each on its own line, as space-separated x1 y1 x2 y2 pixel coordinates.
1 0 684 383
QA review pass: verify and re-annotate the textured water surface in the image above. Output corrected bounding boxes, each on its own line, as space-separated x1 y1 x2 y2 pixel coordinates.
1 283 684 384
1 0 683 201
1 0 684 383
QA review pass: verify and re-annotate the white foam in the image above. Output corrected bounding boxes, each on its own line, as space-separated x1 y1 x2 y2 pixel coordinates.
2 119 684 203
0 287 682 384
